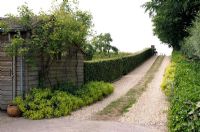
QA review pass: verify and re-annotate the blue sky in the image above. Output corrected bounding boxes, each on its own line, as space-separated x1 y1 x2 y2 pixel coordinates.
0 0 172 55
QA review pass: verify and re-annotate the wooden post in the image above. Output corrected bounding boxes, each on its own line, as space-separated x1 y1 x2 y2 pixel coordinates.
8 33 16 100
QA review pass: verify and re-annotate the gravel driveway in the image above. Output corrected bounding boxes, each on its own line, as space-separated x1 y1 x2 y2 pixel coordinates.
120 56 170 132
66 56 157 120
0 56 170 132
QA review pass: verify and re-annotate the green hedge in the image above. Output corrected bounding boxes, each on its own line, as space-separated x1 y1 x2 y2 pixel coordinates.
84 48 153 83
13 81 114 120
165 51 200 131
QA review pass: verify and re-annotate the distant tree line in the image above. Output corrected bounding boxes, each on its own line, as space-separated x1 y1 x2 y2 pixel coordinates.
83 33 118 60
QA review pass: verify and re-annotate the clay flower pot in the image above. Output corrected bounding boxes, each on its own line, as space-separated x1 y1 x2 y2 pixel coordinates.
7 104 21 117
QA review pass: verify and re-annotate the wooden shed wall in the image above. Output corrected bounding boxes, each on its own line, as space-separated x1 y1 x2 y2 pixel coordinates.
0 34 13 110
42 47 84 88
15 46 84 96
15 57 39 96
0 32 84 110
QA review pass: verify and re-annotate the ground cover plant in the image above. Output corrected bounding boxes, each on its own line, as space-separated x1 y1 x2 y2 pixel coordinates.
162 51 200 131
161 62 176 97
13 81 114 120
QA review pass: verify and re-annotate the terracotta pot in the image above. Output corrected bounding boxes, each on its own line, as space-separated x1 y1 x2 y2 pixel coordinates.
7 104 21 117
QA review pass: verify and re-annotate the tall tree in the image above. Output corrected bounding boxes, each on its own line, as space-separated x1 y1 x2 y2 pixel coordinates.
92 33 116 54
144 0 200 50
1 1 93 87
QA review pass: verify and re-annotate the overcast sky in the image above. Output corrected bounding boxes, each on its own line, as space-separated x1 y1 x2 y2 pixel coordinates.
0 0 172 55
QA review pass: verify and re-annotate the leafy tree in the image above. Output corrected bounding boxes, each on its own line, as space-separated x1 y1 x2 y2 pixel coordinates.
91 33 118 54
182 13 200 59
143 0 200 50
3 2 92 57
83 43 95 60
1 1 93 87
111 46 119 53
82 33 119 60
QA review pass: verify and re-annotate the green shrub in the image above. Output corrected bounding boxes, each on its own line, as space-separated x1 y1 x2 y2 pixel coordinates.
13 81 114 120
75 81 114 105
182 12 200 60
161 62 176 96
166 51 200 131
14 88 83 120
55 82 78 94
84 48 153 83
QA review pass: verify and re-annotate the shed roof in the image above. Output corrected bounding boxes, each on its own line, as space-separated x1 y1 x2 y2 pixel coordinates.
0 17 27 33
0 17 86 55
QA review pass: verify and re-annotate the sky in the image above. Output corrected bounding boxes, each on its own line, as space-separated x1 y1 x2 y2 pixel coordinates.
0 0 172 55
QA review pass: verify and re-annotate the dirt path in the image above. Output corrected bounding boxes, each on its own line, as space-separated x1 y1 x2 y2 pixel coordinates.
65 56 157 120
119 56 170 132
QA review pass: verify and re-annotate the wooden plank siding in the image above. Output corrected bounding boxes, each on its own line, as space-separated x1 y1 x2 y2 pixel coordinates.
0 38 13 110
41 48 84 87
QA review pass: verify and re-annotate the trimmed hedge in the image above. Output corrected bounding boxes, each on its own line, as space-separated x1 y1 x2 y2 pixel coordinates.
84 48 153 83
164 51 200 131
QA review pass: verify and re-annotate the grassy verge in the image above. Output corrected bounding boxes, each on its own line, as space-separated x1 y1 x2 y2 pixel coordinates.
94 56 165 120
163 51 200 132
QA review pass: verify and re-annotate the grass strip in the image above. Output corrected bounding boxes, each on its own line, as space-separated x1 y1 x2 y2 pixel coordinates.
94 56 165 120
